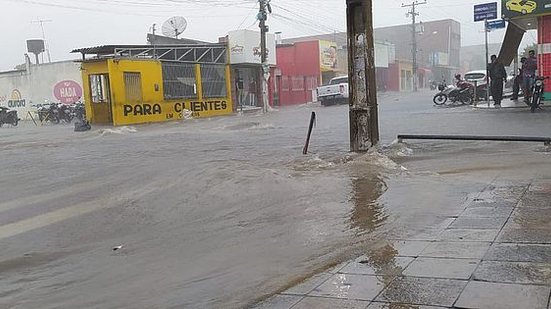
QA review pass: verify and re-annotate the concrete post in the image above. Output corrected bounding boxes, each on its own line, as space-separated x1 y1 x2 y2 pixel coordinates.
347 0 379 152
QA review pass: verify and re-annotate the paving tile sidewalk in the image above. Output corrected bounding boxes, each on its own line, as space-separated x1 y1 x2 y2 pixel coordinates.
252 178 551 309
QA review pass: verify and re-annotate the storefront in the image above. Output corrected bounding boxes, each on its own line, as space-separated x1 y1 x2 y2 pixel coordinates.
227 30 276 110
501 0 551 100
73 44 233 126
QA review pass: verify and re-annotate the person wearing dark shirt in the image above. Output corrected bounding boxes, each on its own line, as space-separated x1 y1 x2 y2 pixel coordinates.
522 50 538 102
511 57 526 101
488 55 507 106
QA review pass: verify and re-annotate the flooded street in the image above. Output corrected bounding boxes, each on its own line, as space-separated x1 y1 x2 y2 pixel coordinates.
1 91 550 308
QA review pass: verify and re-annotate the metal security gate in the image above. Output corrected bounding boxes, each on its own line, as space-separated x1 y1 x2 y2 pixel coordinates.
124 72 143 103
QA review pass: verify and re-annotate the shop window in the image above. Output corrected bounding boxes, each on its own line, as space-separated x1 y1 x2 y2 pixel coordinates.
201 64 227 98
162 62 197 100
89 74 110 103
292 76 305 91
282 76 289 91
307 76 318 91
124 72 143 103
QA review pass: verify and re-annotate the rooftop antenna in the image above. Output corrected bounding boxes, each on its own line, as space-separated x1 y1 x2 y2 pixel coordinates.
31 18 52 63
161 16 187 39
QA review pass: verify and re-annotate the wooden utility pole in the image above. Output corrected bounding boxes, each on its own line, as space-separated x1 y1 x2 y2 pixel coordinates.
347 0 379 152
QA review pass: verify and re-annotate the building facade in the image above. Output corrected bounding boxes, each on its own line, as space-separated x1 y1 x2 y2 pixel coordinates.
501 0 551 100
73 44 233 126
374 19 461 87
0 58 83 117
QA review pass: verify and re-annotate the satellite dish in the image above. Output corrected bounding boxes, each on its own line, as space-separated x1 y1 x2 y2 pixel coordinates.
162 16 187 39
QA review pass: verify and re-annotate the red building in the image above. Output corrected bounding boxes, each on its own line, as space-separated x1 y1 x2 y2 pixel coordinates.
501 2 551 100
273 41 334 106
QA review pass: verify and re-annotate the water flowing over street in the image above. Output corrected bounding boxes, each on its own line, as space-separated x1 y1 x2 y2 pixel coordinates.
1 91 550 308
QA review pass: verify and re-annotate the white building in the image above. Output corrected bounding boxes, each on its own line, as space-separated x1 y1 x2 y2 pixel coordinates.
0 57 83 118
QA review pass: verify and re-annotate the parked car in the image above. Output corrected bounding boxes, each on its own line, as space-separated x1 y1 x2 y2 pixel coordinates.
316 76 349 106
464 70 516 99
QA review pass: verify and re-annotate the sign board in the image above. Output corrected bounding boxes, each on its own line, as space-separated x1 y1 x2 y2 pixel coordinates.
374 43 390 68
54 80 83 104
431 52 450 66
486 19 507 30
502 0 551 19
228 30 276 65
475 2 498 21
319 40 338 71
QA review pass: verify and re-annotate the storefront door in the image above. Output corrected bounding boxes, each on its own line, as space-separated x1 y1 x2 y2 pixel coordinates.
88 74 113 124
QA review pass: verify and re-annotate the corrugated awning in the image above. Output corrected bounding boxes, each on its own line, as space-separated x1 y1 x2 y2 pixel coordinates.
498 22 526 66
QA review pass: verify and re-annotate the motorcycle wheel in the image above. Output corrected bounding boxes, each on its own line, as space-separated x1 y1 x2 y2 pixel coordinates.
460 95 472 105
531 92 540 113
11 117 18 127
433 94 447 105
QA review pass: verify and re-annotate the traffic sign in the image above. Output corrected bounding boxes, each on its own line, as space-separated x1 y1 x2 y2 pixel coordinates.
474 2 498 22
486 19 506 30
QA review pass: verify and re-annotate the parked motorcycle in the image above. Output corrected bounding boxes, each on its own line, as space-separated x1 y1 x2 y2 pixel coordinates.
73 102 86 122
433 82 473 105
57 103 74 123
0 106 20 127
529 76 549 113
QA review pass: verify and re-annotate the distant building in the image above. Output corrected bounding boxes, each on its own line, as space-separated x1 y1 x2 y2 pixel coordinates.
460 43 503 74
374 19 461 87
281 19 461 92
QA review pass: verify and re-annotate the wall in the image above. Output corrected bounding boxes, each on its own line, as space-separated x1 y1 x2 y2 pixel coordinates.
276 41 321 106
0 60 82 117
539 15 551 100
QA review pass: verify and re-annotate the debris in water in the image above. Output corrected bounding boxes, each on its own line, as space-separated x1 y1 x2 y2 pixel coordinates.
112 245 124 251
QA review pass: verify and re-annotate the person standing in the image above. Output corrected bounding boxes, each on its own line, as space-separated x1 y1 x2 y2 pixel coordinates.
488 55 507 106
522 50 538 103
511 57 526 101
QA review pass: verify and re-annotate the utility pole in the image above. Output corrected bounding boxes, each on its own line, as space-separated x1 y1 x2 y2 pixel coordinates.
151 24 157 59
32 18 52 63
258 0 272 113
347 0 379 152
402 1 426 92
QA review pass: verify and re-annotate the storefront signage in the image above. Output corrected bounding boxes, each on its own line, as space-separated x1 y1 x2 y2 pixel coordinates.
124 103 162 116
228 30 276 65
7 89 26 108
502 0 551 19
122 100 230 119
54 80 83 104
319 40 338 71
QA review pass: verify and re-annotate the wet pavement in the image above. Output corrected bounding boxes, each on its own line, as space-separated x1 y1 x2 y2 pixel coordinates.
255 178 551 309
1 90 550 308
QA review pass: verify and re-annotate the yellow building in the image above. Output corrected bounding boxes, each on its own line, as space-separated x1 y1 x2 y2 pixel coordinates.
72 44 233 126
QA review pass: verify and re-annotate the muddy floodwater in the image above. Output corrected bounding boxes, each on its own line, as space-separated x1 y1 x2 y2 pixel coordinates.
0 92 550 308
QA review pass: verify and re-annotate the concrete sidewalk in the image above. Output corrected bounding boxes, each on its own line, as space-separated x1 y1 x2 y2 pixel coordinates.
253 177 551 309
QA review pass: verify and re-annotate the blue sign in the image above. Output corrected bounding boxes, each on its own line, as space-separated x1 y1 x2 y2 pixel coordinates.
474 2 498 22
486 19 506 30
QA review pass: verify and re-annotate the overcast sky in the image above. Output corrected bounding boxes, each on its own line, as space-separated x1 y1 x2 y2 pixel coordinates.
0 0 537 71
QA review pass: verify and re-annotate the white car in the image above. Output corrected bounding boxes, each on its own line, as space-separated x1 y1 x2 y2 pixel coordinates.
316 76 349 106
464 70 515 87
